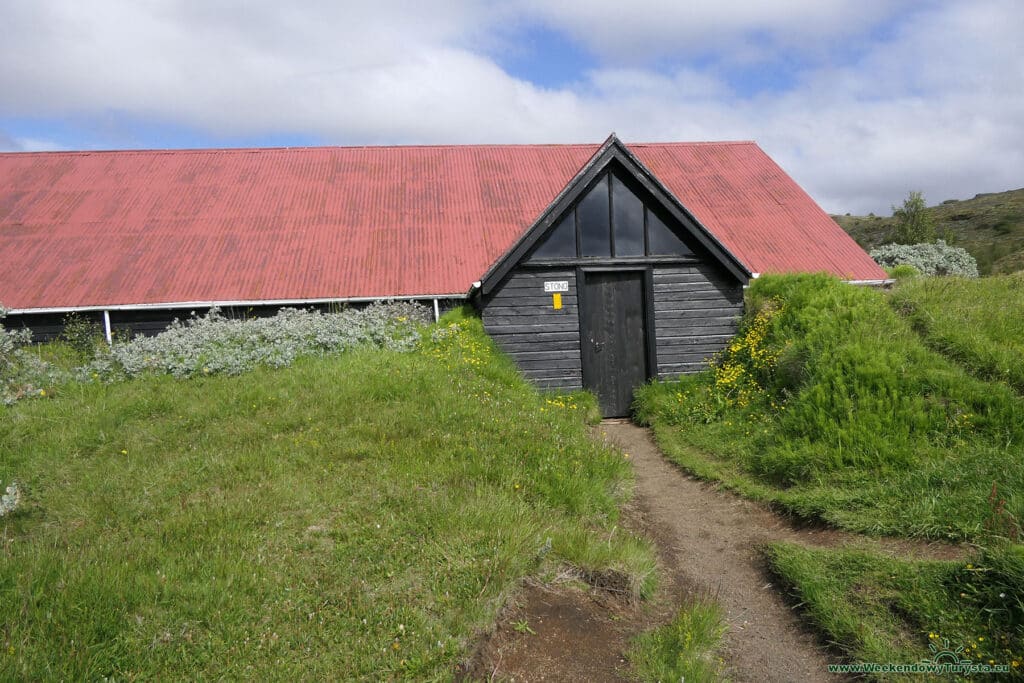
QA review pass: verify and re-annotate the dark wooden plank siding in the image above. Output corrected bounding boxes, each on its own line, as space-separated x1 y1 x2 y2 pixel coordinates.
1 312 99 343
652 264 743 379
483 268 583 391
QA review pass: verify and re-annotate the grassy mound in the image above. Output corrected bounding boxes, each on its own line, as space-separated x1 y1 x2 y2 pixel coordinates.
0 314 653 680
764 543 1023 676
636 273 1024 539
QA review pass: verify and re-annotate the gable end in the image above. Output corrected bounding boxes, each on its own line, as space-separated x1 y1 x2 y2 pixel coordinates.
478 134 751 296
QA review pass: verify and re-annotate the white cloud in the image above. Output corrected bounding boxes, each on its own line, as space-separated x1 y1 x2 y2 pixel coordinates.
0 0 1020 213
13 137 64 152
0 131 64 152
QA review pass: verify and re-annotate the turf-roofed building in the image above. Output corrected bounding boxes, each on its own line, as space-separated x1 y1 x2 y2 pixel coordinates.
0 135 887 416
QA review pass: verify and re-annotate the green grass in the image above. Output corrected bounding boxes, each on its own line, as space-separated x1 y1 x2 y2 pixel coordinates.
833 187 1024 275
891 273 1024 393
635 273 1024 539
764 543 1024 678
628 600 729 682
0 316 654 680
20 339 91 371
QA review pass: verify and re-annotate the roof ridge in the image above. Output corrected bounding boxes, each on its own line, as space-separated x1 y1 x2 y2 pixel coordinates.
0 140 756 157
0 142 602 156
627 140 757 146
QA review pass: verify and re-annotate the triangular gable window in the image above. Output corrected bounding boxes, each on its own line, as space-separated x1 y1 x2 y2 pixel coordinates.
647 209 692 256
531 213 576 259
529 170 693 260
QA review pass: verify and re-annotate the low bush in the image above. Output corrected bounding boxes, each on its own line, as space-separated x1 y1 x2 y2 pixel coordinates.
870 240 979 277
86 302 431 380
59 312 105 353
0 479 22 517
0 307 65 405
1 302 432 405
886 264 921 279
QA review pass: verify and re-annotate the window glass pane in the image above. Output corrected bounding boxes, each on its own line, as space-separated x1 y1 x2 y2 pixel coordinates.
611 175 644 256
579 176 611 257
530 212 576 259
647 209 693 255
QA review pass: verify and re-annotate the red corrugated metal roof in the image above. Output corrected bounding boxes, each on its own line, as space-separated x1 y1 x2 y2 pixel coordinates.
0 141 886 311
631 143 886 282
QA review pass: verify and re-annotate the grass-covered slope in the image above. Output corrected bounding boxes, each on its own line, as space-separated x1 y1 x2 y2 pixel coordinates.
636 273 1024 539
764 543 1023 675
0 315 653 680
833 187 1024 275
891 273 1024 393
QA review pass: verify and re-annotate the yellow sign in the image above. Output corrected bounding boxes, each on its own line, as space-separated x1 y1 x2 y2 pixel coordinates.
552 293 562 310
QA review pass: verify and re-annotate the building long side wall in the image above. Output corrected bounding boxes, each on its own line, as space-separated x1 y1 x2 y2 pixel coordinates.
481 268 583 390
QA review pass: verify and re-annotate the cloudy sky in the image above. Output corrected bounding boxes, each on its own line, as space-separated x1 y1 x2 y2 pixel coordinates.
1 0 1021 214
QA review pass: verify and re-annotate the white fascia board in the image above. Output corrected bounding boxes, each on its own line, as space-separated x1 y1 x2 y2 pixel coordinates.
844 279 896 286
5 294 468 316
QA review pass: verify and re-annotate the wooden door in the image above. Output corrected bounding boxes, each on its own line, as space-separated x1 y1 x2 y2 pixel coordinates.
580 271 649 417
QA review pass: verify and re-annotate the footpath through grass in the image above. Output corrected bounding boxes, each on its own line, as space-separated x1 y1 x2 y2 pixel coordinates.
0 314 653 680
635 273 1024 676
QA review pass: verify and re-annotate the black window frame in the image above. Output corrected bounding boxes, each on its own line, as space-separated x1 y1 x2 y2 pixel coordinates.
527 168 695 263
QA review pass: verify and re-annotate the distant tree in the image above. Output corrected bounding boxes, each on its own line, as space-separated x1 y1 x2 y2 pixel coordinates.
891 191 936 244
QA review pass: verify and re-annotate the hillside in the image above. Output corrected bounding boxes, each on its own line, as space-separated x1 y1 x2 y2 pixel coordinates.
832 187 1024 275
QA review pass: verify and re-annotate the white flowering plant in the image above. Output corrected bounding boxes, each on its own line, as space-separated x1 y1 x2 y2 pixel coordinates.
870 240 979 277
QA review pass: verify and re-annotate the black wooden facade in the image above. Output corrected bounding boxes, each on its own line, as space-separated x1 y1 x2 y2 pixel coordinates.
476 137 749 417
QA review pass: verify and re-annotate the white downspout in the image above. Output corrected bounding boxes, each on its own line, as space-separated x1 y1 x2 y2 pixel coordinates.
102 310 112 345
432 298 440 322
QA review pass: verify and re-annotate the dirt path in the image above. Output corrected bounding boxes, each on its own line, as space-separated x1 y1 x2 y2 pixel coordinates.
463 421 965 682
609 421 837 682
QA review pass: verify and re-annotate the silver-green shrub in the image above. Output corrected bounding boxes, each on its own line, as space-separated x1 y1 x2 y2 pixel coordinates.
83 301 431 380
0 480 22 517
870 240 979 277
1 306 66 405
